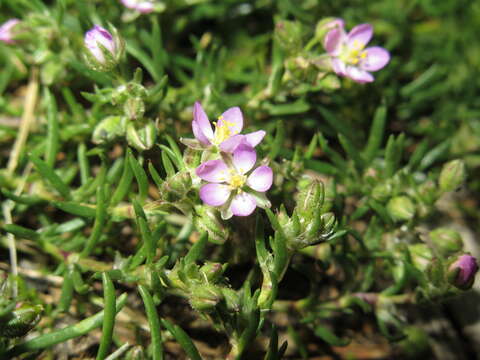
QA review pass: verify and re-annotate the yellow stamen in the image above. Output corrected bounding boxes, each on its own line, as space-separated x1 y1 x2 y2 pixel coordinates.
212 116 237 145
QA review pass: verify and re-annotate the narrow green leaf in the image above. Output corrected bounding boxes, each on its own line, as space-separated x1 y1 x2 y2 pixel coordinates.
128 149 149 201
133 200 155 264
30 155 71 199
184 232 208 264
148 162 164 188
338 133 364 170
1 189 43 205
78 143 90 185
268 120 285 160
138 286 163 360
96 273 116 360
363 105 387 163
418 139 451 171
314 325 350 346
57 272 74 313
44 87 60 168
2 224 39 241
161 150 175 178
110 153 133 207
161 319 202 360
2 294 127 357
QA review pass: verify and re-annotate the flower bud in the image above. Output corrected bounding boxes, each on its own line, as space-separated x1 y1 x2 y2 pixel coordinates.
371 182 393 202
161 171 192 200
124 97 145 120
200 262 225 283
315 18 344 44
274 20 303 54
121 0 156 13
193 205 229 244
447 254 478 290
296 179 324 222
189 284 223 312
92 116 127 145
0 19 20 44
429 228 463 257
387 196 415 222
0 303 43 338
409 244 433 272
439 159 466 193
126 120 157 151
84 25 123 71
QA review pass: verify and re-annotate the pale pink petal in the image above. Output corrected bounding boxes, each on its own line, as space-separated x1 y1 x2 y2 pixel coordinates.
230 193 257 216
244 130 266 147
199 183 231 206
324 28 344 56
247 166 273 192
331 58 347 76
346 66 374 83
346 24 373 47
192 102 213 144
360 46 390 72
219 134 244 153
232 143 256 174
0 19 20 44
196 160 230 183
217 107 243 136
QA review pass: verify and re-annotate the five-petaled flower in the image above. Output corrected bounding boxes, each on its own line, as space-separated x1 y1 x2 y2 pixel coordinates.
196 143 273 219
0 19 20 44
182 102 266 153
324 23 390 83
120 0 155 13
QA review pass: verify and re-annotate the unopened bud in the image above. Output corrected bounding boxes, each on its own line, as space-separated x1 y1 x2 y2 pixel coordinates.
387 196 415 222
315 18 344 43
92 116 127 144
84 25 124 71
189 284 223 312
0 303 43 338
200 262 225 283
447 254 478 290
371 182 392 202
296 179 324 221
439 159 466 193
193 205 229 244
0 19 20 44
124 97 145 120
429 228 463 257
126 120 157 151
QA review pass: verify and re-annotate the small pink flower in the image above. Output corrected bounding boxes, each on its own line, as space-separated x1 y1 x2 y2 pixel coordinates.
84 25 116 64
0 19 20 44
324 23 390 83
182 102 265 153
120 0 155 13
196 144 272 218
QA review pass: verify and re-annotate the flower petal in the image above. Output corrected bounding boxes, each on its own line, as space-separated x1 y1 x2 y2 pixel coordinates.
346 66 374 83
196 159 230 183
219 134 244 153
324 28 345 56
247 166 273 192
360 46 390 72
217 107 243 136
199 183 231 206
347 23 373 47
230 193 257 216
331 58 347 76
192 102 213 144
232 143 256 174
245 130 266 147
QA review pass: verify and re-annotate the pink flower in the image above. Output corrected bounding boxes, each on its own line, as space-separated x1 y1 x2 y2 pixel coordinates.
196 144 273 219
324 23 390 83
84 25 117 64
182 102 265 153
120 0 155 13
0 19 20 44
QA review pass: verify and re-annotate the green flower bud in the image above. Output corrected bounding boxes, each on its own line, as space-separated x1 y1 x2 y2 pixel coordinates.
126 120 157 151
124 97 145 120
387 196 415 222
200 262 225 283
296 179 324 222
371 182 392 202
0 303 43 338
193 205 229 244
92 116 127 145
439 159 466 193
417 180 437 205
409 244 433 272
274 19 303 54
429 228 463 257
189 284 223 312
315 18 344 44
